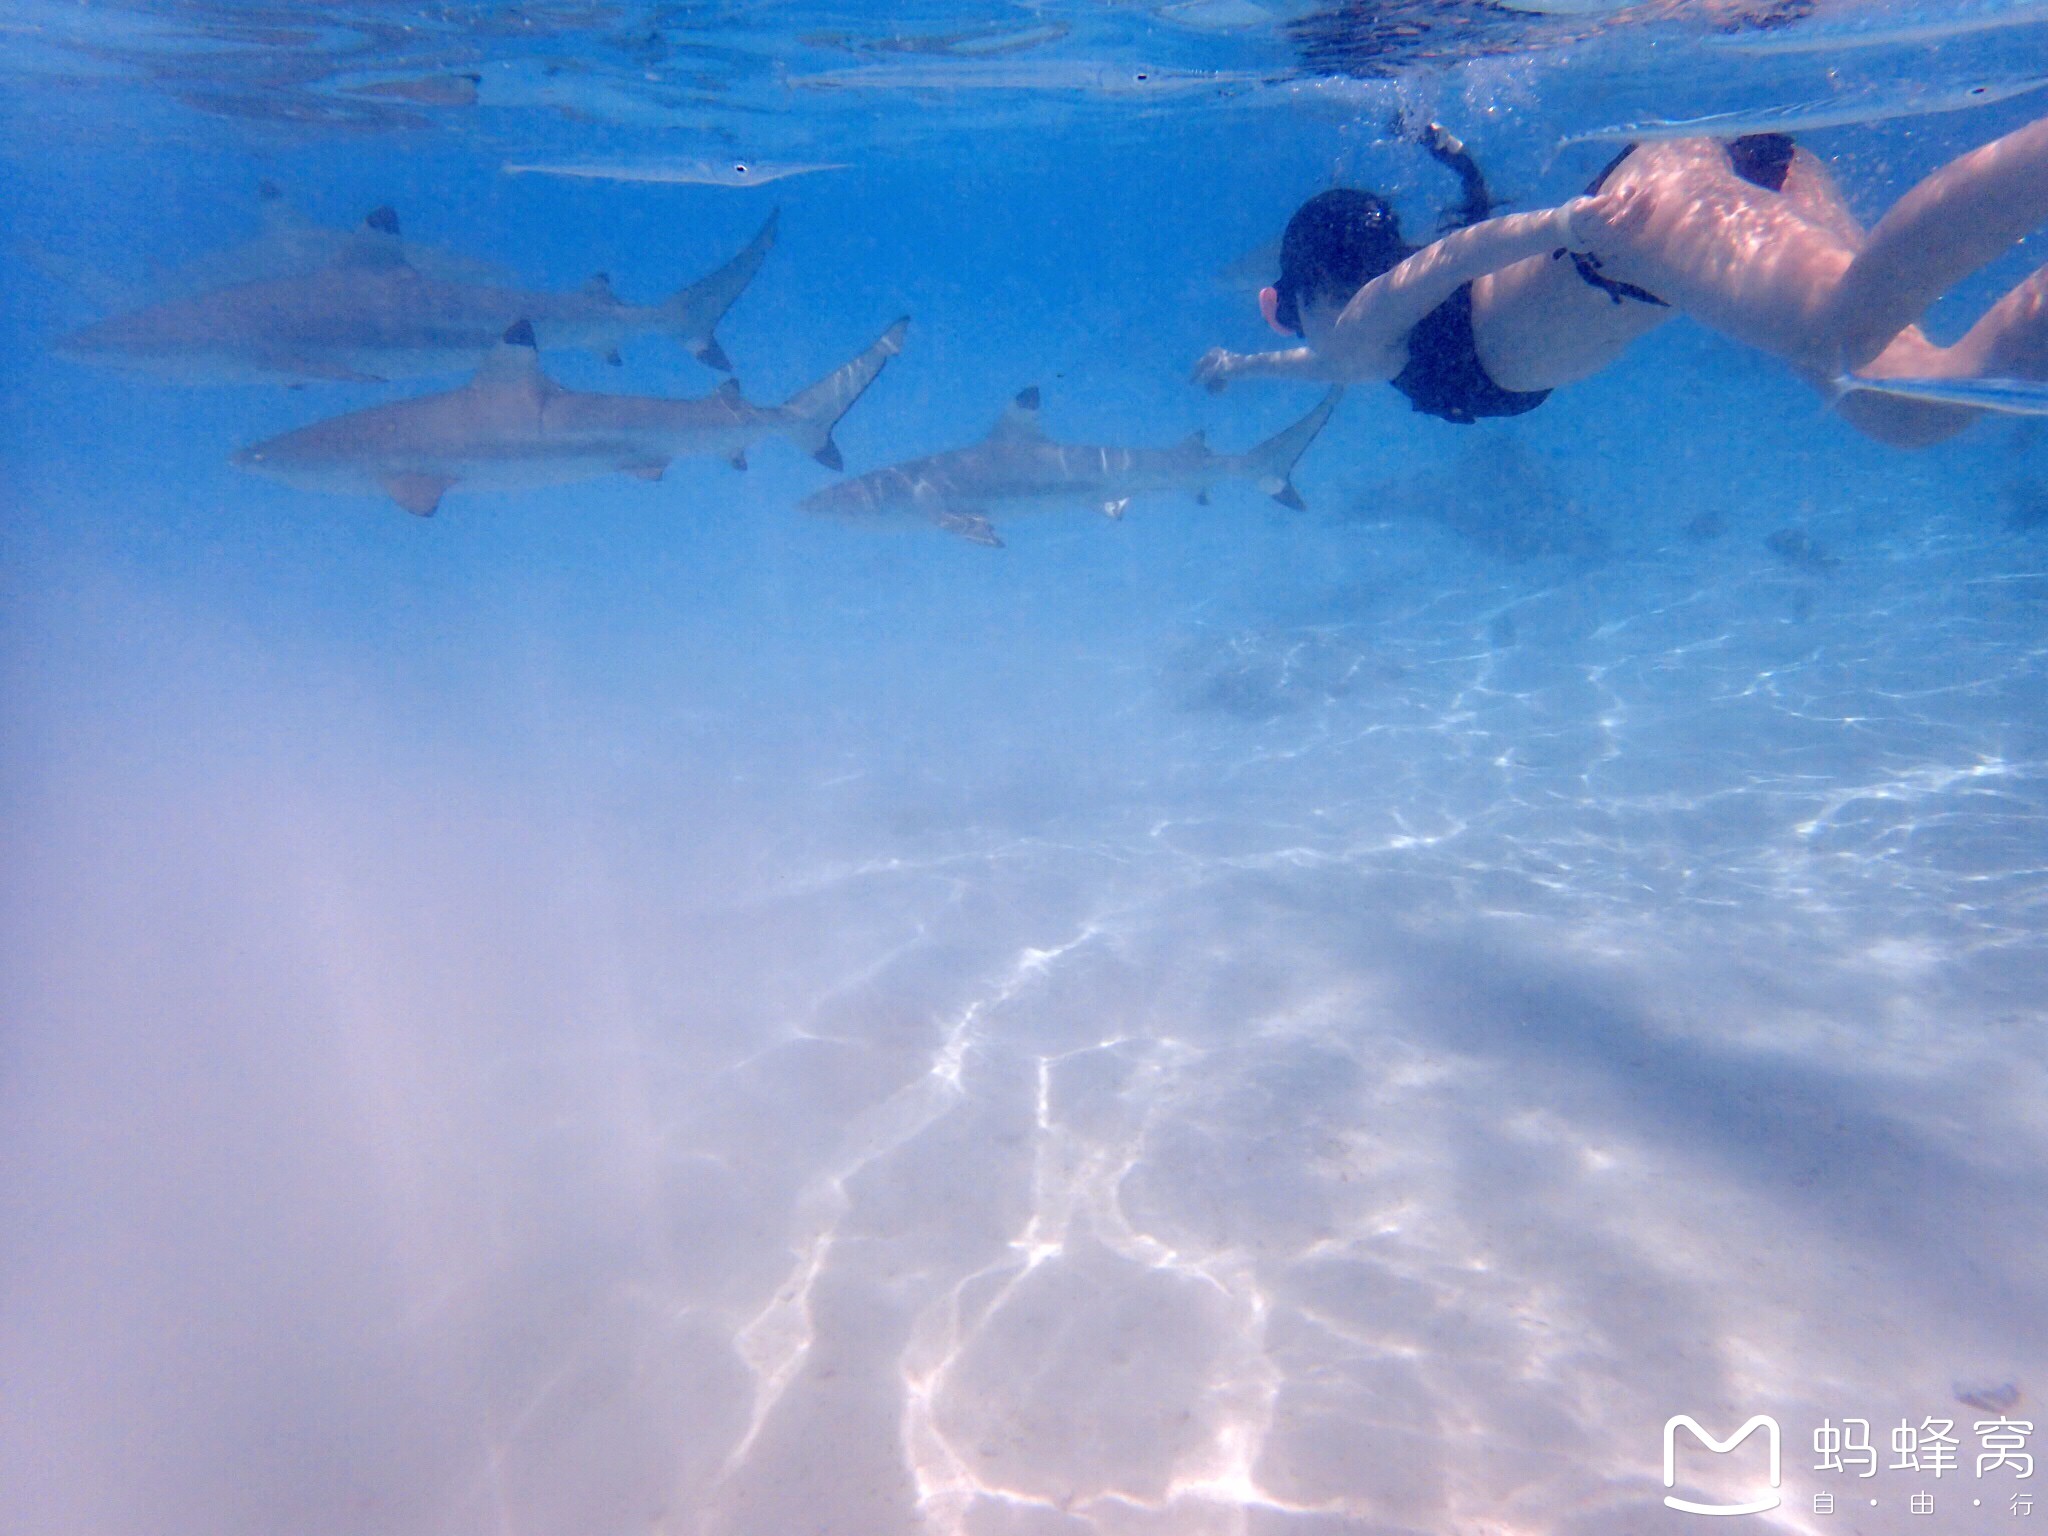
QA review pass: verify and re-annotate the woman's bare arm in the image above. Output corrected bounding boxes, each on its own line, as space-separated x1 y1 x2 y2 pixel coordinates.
1191 345 1332 392
1192 190 1630 391
1322 201 1590 377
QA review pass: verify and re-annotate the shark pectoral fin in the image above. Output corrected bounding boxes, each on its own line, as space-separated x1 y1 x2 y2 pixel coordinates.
727 449 748 472
935 509 1003 548
1194 489 1210 505
1100 497 1130 521
385 472 452 516
623 460 668 481
604 348 622 366
716 378 743 403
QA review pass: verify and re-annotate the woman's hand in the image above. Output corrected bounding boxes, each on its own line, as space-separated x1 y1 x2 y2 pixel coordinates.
1566 184 1657 257
1191 347 1238 393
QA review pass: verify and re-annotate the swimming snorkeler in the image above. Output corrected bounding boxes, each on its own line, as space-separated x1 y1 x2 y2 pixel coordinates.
1195 113 2048 446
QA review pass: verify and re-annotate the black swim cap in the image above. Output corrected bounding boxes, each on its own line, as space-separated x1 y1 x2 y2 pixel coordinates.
1271 189 1412 335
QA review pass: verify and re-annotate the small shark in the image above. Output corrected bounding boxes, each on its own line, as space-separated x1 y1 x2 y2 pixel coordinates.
233 316 908 516
59 207 777 385
801 386 1341 547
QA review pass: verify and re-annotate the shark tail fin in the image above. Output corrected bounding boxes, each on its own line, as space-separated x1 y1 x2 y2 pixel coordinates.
667 208 779 372
779 317 910 471
1234 386 1342 510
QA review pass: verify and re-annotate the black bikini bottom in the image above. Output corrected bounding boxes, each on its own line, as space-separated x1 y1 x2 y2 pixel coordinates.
1390 283 1553 424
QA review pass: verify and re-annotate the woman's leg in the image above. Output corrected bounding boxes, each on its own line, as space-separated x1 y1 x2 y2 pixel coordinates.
1947 263 2048 378
1821 327 1979 447
1821 114 2048 369
1825 264 2048 445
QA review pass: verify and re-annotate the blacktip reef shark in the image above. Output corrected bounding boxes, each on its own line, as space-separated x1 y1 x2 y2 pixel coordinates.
801 386 1341 547
233 316 908 516
59 206 778 385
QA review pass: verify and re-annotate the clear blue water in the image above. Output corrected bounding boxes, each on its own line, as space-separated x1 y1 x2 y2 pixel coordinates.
4 3 2048 1533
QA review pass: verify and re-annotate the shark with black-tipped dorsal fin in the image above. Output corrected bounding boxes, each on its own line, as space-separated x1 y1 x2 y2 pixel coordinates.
59 207 778 385
799 385 1341 547
232 317 907 516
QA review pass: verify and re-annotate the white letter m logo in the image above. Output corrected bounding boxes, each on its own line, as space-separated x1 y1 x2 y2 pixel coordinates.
1663 1415 1782 1516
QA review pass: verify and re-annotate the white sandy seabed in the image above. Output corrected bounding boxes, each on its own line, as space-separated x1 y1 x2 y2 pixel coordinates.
3 477 2046 1536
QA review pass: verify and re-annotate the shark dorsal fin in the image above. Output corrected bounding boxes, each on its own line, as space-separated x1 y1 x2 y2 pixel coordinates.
988 385 1045 442
581 271 616 302
469 319 552 396
335 206 411 271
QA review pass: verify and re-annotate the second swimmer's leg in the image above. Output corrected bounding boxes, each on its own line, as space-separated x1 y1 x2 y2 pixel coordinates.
1824 325 1980 447
1823 113 2048 370
1948 264 2048 380
1822 267 2048 447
